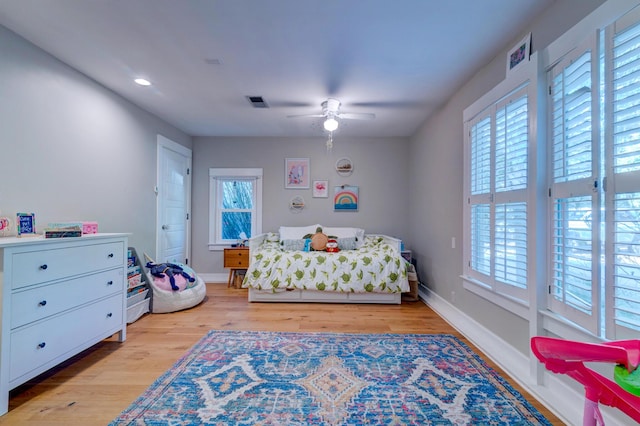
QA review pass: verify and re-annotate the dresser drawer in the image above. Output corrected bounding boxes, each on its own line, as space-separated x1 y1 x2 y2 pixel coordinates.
11 269 124 329
223 248 249 268
11 241 124 289
9 293 123 383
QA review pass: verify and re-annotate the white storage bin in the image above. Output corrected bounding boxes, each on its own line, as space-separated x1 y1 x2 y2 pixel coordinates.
126 298 150 324
127 289 149 307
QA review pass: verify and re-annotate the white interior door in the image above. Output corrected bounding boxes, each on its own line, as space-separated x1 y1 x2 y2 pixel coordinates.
156 135 192 264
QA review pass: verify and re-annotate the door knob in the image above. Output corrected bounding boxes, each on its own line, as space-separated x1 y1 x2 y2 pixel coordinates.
162 225 169 230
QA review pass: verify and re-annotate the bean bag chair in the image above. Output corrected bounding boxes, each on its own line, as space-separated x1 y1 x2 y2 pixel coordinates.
143 254 206 313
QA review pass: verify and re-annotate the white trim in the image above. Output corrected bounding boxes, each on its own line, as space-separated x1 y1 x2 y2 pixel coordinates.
156 135 192 264
420 286 631 426
208 168 263 250
197 273 229 283
462 54 538 310
461 275 529 319
543 0 638 67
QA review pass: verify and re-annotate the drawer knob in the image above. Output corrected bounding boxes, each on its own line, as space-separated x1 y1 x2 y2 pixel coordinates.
39 300 47 306
108 253 114 258
39 264 48 270
107 280 114 285
107 312 113 318
38 342 46 349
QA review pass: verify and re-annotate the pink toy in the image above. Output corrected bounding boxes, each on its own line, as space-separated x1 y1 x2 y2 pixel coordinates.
531 336 640 425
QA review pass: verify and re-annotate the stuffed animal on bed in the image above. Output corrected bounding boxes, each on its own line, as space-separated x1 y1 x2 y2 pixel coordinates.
146 262 195 291
303 227 329 251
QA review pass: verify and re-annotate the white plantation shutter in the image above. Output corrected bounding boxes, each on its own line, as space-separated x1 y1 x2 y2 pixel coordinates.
471 204 491 276
605 15 640 339
471 117 491 195
547 38 600 334
494 202 527 289
496 96 528 192
466 84 531 300
469 114 492 279
493 91 529 296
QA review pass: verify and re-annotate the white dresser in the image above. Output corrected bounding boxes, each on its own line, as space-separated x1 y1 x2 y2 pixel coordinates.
0 233 128 415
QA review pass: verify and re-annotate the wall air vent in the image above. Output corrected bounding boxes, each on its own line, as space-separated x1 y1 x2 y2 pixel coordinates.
246 96 269 108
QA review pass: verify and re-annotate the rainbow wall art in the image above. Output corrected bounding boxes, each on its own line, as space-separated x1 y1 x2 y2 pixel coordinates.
334 185 358 211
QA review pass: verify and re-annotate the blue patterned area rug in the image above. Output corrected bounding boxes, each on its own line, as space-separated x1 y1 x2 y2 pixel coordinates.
110 331 551 425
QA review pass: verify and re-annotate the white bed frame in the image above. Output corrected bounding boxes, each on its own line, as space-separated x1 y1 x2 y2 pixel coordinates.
247 233 404 304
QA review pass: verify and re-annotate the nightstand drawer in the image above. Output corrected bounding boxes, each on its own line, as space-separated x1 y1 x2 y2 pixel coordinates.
223 248 249 268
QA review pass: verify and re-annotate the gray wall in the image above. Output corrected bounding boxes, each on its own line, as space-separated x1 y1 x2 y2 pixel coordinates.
0 24 191 257
190 136 410 273
407 0 606 355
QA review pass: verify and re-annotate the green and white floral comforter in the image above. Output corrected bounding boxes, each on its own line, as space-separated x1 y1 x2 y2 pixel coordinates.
243 235 409 294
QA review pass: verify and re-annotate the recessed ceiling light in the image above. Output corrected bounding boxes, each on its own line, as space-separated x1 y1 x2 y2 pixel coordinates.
134 78 151 86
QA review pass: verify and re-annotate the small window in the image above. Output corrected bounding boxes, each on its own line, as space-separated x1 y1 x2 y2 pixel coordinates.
209 168 262 249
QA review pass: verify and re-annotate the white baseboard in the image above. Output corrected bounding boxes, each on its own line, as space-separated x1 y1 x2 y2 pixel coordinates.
418 286 630 426
197 273 228 283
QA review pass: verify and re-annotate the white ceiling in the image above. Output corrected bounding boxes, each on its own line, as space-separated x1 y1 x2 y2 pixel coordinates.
0 0 554 138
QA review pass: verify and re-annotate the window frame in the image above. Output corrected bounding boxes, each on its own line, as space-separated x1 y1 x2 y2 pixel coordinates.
462 55 540 316
208 168 263 251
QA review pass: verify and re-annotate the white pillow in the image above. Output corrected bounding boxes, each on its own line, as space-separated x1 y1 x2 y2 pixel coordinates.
322 227 366 247
278 224 321 241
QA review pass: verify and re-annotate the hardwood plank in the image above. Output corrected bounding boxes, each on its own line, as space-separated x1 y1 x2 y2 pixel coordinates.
0 284 562 425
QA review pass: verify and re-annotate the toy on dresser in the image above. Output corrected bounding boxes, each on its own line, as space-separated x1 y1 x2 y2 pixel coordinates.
0 216 10 237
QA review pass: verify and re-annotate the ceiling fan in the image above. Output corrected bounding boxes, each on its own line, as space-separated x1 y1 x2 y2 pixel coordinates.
287 98 375 132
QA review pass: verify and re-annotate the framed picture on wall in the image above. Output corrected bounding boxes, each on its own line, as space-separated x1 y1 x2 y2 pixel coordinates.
312 180 329 198
506 33 531 75
334 185 358 212
285 158 310 189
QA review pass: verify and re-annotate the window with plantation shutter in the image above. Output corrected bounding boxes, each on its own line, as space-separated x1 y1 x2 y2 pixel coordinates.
465 81 533 303
605 14 640 339
545 8 640 339
547 39 600 334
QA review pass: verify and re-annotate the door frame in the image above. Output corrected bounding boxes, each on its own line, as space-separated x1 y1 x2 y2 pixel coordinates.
156 134 192 264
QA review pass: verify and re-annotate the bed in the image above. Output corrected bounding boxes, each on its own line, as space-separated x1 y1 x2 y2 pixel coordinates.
243 224 410 304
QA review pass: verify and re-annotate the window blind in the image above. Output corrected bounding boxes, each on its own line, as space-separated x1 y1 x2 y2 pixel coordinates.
552 52 593 183
610 19 640 336
496 96 528 192
547 42 599 333
471 116 491 195
494 202 527 289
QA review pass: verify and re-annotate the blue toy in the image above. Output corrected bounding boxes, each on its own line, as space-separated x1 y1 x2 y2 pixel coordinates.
146 262 195 291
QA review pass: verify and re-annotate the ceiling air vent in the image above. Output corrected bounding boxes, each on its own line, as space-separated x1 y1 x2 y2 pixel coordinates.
246 96 269 108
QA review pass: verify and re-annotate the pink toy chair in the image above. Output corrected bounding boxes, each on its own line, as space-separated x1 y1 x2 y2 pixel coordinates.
531 336 640 425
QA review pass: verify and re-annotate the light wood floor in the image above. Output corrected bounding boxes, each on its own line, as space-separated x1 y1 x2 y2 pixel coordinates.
0 284 562 425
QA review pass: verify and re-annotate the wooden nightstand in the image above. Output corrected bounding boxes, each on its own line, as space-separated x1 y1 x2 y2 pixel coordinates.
223 247 249 288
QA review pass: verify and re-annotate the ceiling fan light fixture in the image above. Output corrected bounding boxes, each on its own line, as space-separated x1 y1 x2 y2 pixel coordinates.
323 117 339 132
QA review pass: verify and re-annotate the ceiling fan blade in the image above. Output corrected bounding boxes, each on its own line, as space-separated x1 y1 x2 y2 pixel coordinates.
287 113 325 119
350 101 427 108
269 101 315 108
338 112 375 120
